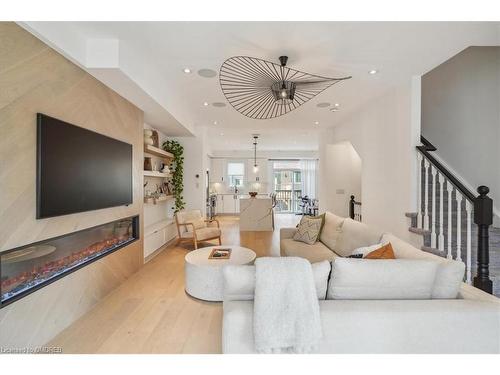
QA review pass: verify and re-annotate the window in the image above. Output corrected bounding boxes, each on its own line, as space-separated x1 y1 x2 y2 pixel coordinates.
227 162 245 187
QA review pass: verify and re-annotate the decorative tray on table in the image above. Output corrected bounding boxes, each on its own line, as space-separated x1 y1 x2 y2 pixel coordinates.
208 248 232 260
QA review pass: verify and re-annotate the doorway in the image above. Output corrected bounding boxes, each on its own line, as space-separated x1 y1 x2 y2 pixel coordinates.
272 161 302 213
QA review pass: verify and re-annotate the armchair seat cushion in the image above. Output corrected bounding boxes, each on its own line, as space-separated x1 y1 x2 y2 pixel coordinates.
181 227 221 240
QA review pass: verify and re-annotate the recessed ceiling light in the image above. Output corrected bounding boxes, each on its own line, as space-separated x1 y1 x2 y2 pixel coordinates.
183 68 191 74
314 121 320 125
334 103 340 107
213 121 218 125
220 132 224 136
317 102 330 108
369 69 378 75
212 102 227 107
203 102 209 106
198 69 217 78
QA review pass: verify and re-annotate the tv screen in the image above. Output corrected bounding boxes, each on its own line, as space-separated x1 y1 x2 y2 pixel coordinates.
36 113 133 219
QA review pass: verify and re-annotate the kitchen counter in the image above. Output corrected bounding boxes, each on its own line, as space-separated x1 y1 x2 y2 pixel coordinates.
239 197 273 231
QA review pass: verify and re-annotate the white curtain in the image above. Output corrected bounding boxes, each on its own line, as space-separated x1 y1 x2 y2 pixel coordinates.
300 159 318 199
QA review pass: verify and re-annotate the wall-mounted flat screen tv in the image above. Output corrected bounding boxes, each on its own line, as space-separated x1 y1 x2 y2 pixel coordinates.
36 113 133 219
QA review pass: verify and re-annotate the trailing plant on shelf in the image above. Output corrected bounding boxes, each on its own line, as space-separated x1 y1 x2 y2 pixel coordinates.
163 140 185 212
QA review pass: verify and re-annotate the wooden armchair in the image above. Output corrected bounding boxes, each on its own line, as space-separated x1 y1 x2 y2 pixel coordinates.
175 209 222 249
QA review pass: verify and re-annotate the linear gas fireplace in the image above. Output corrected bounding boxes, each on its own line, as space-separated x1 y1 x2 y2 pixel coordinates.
0 215 139 308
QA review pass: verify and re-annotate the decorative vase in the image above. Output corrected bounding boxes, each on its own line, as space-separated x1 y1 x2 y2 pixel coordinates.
144 129 154 146
151 130 159 148
144 157 152 171
161 164 170 174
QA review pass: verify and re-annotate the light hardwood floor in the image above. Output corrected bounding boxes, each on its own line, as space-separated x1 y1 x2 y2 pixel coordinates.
48 214 300 353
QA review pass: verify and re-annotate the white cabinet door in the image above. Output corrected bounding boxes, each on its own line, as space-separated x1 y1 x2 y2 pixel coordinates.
216 194 224 214
165 223 177 242
144 229 164 258
224 195 236 214
257 159 267 182
234 195 240 213
211 158 226 183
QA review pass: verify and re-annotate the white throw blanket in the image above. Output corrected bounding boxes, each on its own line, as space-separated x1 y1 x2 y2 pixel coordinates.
253 257 322 353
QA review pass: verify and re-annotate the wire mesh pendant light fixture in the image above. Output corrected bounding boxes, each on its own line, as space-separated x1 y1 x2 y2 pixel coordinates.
219 55 351 119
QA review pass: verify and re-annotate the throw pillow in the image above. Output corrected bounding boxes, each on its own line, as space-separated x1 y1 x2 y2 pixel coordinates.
293 216 322 245
364 243 396 259
296 214 326 235
351 242 385 257
319 212 344 250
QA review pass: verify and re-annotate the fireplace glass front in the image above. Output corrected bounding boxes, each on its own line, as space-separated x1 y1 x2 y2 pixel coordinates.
1 215 139 308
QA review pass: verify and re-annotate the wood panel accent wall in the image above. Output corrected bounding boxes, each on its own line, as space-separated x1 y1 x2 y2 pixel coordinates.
0 23 144 348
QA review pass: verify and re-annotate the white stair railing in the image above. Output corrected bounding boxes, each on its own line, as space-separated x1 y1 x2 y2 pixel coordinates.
465 200 473 284
416 153 423 229
416 151 474 284
438 173 445 252
414 137 494 294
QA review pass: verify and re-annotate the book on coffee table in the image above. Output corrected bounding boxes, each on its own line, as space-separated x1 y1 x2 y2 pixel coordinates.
208 248 232 259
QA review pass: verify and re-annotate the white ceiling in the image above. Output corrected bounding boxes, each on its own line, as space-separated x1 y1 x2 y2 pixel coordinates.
24 21 500 151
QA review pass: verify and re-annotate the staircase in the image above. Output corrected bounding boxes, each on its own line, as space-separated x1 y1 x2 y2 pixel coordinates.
406 137 499 296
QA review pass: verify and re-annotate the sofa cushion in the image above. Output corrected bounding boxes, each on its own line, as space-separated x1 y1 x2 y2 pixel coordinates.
327 258 438 300
222 299 500 354
364 243 396 259
319 212 345 250
223 260 331 301
381 233 465 299
334 218 384 257
293 216 322 245
281 238 338 263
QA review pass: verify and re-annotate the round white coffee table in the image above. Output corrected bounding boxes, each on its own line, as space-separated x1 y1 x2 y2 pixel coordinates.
184 245 256 302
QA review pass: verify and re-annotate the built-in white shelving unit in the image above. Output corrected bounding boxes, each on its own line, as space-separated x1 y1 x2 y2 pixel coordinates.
143 126 177 262
143 170 172 178
144 144 174 159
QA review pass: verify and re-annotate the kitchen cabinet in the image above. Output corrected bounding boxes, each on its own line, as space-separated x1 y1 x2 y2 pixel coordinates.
216 194 240 214
216 194 224 213
211 158 226 183
234 195 240 213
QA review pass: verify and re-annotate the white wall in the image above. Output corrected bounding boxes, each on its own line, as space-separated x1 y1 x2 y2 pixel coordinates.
422 46 500 224
320 82 420 242
210 149 318 159
173 126 211 214
318 141 362 217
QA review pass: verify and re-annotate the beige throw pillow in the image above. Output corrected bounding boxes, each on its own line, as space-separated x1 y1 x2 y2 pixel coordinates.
319 212 345 250
293 216 322 245
334 218 384 257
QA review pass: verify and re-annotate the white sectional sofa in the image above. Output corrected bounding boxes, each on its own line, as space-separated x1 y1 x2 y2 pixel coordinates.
222 212 500 354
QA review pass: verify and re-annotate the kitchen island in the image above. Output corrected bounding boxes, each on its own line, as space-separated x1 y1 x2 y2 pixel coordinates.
239 196 274 231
